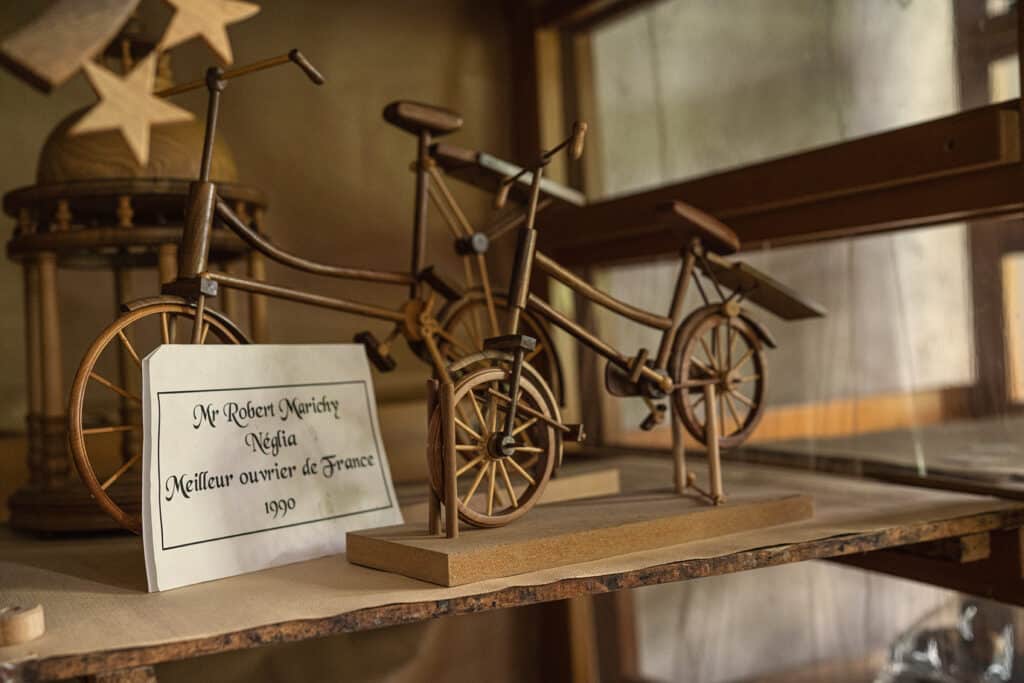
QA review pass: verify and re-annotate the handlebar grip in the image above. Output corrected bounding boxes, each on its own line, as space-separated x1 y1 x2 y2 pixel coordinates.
570 121 587 160
289 49 325 85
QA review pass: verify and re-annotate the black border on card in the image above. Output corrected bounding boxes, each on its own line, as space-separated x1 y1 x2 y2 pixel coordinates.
156 380 394 551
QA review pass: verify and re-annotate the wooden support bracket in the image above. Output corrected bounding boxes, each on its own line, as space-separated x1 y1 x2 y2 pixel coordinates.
835 528 1024 606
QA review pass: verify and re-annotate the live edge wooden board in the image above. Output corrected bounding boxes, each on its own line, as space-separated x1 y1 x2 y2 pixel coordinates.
4 457 1024 682
348 492 813 586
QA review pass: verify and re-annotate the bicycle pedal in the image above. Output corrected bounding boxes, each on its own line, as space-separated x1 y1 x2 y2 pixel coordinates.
563 423 586 442
639 404 667 431
354 331 397 372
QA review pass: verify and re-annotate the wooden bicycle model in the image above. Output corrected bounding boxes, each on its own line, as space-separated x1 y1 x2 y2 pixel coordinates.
66 50 566 533
426 125 825 537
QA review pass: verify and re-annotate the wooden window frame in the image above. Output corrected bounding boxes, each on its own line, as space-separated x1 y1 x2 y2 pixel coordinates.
510 1 1023 447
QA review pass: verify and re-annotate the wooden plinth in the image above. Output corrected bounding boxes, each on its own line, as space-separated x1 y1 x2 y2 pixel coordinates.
8 474 141 533
348 490 813 586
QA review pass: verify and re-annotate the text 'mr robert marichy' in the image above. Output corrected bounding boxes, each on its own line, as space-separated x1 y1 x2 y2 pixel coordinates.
193 396 342 430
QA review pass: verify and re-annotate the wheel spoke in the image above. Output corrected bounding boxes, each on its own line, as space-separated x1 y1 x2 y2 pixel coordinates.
734 374 760 384
691 356 715 376
715 326 724 371
732 391 756 408
101 452 141 490
454 444 480 452
699 336 717 369
506 455 536 486
468 389 487 433
487 461 497 515
498 460 518 508
116 330 141 368
456 454 485 477
512 446 543 453
82 424 140 436
90 371 141 404
511 416 538 436
160 313 170 344
724 391 743 431
454 416 482 442
462 460 489 505
200 322 211 344
728 326 738 368
730 347 755 373
455 403 477 436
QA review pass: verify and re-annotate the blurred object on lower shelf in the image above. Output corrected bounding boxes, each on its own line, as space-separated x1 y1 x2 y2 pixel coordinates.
875 598 1019 683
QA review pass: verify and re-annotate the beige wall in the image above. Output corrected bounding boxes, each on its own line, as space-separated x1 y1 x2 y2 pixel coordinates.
0 1 516 502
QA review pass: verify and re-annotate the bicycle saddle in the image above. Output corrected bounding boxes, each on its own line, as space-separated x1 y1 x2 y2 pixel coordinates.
658 200 740 255
383 101 463 137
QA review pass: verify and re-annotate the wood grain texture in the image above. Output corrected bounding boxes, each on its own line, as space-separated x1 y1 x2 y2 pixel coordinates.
0 0 140 91
347 493 814 586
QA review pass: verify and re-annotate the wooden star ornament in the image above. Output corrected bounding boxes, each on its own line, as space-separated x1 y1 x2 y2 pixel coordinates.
69 52 194 166
157 0 260 65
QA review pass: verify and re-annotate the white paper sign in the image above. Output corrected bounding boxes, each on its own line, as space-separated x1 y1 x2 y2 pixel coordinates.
142 344 402 592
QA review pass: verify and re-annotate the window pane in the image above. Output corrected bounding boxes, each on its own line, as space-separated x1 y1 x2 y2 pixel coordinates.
590 0 983 198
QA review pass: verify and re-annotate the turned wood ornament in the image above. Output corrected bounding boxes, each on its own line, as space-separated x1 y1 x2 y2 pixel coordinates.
0 604 45 646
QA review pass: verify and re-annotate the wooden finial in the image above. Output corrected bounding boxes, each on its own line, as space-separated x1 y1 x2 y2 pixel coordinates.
157 0 261 65
570 121 588 160
495 179 512 209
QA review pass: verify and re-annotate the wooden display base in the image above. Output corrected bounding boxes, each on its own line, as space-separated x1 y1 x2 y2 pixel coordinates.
348 490 813 586
8 475 141 533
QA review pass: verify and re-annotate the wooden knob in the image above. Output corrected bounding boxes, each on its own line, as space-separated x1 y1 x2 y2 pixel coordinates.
570 121 588 160
0 604 45 646
494 180 512 209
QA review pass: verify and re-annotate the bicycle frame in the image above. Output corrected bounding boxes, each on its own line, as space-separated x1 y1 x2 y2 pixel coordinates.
501 156 688 404
526 246 696 382
161 58 528 371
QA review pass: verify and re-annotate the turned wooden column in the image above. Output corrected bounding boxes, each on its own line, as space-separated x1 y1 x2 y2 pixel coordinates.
22 259 43 487
157 243 178 285
37 251 67 483
115 196 139 460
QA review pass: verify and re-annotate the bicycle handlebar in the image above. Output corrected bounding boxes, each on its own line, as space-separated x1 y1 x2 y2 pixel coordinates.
155 49 324 98
494 121 587 209
288 49 324 85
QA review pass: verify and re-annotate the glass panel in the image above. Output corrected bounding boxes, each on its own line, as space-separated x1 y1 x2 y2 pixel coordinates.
594 223 974 444
588 0 1013 198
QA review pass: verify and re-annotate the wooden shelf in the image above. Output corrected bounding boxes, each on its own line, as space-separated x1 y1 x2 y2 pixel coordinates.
2 456 1023 681
538 101 1023 264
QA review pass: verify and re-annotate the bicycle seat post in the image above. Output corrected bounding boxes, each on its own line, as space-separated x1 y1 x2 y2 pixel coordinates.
410 129 431 299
